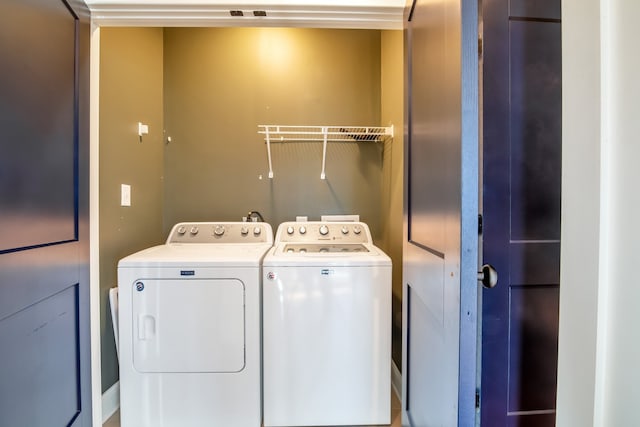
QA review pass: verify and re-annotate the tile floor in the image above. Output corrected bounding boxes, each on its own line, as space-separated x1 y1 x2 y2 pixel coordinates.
104 388 402 427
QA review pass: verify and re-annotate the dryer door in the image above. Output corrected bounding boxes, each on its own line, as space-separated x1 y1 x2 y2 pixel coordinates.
131 278 245 373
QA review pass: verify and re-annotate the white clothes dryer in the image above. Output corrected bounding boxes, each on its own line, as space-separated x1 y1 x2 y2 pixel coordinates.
262 221 392 427
117 222 272 427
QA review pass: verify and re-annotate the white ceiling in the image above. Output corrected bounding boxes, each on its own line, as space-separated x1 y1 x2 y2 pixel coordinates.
85 0 409 29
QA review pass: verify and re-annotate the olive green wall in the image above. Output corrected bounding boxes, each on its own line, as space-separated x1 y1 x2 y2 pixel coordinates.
162 28 386 240
380 30 404 300
380 30 404 368
99 27 164 393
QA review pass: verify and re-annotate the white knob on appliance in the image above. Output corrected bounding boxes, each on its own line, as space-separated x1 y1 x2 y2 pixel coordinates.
299 226 307 234
214 225 225 236
287 226 295 235
319 225 329 236
253 227 262 236
190 226 199 235
177 226 187 235
341 226 349 235
240 226 249 236
353 226 362 235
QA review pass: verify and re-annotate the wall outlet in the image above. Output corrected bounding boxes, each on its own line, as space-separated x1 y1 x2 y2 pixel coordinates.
121 184 131 206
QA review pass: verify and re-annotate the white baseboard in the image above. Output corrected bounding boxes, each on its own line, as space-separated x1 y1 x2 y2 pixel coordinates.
101 381 120 424
392 360 402 401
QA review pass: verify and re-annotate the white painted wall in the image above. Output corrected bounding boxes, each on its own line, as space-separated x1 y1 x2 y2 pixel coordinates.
558 0 640 425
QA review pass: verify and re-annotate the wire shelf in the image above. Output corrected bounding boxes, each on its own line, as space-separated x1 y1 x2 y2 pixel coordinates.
258 124 394 179
258 125 394 143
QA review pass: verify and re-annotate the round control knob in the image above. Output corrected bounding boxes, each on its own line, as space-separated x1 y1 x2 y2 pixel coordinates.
319 225 329 236
299 226 307 234
240 226 249 236
213 225 225 236
190 226 199 235
177 226 187 235
287 226 295 235
341 226 349 235
253 227 262 236
353 226 362 235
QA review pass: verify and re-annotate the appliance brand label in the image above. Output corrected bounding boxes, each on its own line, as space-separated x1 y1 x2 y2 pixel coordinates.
321 269 334 276
180 270 195 276
267 272 276 280
135 281 144 292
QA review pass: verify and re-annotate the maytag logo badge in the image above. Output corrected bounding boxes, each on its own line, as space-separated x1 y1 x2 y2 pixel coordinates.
267 272 276 280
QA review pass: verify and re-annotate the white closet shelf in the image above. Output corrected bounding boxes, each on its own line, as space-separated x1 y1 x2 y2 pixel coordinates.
258 125 394 143
258 125 394 179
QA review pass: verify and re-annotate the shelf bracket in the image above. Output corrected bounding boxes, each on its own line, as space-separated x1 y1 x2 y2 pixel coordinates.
320 127 328 180
265 126 274 179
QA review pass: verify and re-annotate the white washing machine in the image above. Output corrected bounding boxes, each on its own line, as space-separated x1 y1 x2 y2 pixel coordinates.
262 221 392 427
117 221 272 427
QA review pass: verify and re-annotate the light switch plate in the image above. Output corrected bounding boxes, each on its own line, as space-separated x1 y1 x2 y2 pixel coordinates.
121 184 131 206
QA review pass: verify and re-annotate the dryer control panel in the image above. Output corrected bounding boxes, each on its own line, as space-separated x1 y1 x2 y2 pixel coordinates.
167 222 273 244
275 221 372 245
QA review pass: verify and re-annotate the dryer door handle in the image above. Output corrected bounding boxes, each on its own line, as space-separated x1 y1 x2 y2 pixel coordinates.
138 314 156 340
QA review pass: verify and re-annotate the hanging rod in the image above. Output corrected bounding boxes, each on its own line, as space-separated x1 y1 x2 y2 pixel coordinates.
258 124 394 179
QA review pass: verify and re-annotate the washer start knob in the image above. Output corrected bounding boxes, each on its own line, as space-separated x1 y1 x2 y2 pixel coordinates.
319 225 329 236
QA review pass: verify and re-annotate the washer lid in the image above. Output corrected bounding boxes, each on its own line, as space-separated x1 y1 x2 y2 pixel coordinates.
118 243 272 268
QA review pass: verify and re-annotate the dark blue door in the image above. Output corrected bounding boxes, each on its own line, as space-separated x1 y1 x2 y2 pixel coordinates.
0 0 91 425
402 0 479 425
481 0 562 425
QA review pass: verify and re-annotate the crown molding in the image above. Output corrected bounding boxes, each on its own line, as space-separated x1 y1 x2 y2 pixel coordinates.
86 2 405 29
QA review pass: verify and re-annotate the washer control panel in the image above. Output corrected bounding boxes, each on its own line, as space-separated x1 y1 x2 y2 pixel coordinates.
276 221 371 244
167 222 273 244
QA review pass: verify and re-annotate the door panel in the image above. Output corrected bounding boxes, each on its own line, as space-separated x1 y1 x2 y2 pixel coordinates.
481 0 561 425
509 0 560 20
0 0 91 425
403 0 479 425
0 0 77 252
0 286 80 427
509 20 562 241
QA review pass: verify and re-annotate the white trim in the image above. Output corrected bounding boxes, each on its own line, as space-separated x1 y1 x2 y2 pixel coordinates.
87 3 404 28
102 381 121 423
391 360 402 401
90 24 103 427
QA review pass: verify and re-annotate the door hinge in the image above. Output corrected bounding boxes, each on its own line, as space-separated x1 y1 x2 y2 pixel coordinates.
478 214 483 235
476 389 481 409
478 37 483 58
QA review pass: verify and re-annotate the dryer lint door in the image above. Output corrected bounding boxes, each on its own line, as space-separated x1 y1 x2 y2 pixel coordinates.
131 278 245 373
